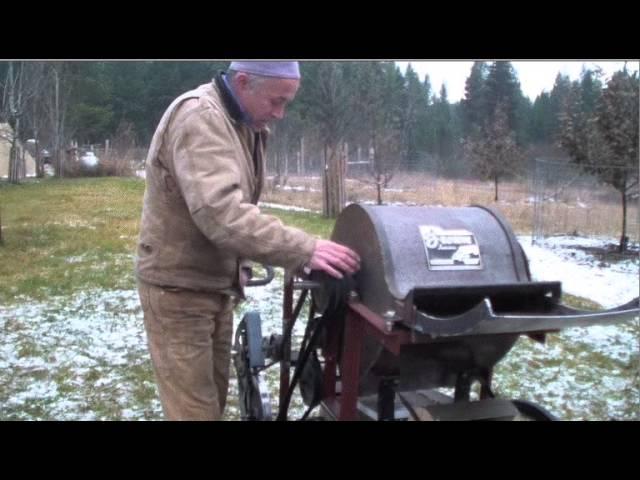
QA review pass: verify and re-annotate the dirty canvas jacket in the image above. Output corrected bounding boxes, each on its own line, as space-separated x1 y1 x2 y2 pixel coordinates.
136 74 316 295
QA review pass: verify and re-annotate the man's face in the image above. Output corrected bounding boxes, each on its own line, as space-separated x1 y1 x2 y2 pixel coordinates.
233 73 300 130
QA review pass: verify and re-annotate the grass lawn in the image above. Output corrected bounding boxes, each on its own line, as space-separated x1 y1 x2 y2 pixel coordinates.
0 177 636 421
0 177 335 305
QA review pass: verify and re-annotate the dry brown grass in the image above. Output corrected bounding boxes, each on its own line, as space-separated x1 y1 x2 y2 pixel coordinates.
61 154 135 178
261 173 639 240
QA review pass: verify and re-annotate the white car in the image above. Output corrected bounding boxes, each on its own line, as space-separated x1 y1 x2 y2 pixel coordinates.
80 152 99 168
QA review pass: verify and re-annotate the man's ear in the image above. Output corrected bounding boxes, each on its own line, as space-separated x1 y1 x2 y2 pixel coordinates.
234 72 251 92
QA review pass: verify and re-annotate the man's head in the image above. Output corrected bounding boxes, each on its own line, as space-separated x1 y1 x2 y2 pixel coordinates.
227 61 301 131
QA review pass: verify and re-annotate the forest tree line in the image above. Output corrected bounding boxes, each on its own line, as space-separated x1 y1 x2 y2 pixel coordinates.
1 60 637 241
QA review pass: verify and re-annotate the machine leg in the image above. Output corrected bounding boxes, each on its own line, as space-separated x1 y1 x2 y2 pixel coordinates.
377 378 398 421
339 311 363 420
279 279 294 407
454 372 471 402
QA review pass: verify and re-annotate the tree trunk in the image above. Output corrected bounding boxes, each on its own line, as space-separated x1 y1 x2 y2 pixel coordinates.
273 150 281 188
7 62 20 184
299 136 305 175
322 142 346 218
53 67 64 178
9 144 17 184
35 135 44 178
32 97 44 178
619 188 628 253
343 142 349 174
284 150 289 179
283 132 289 184
19 144 26 179
8 119 21 184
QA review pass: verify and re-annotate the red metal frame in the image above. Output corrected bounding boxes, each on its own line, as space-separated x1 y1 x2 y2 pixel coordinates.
279 279 294 408
277 279 437 420
320 300 411 420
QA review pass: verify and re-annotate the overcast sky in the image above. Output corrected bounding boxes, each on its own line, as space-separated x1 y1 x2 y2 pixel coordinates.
395 61 639 103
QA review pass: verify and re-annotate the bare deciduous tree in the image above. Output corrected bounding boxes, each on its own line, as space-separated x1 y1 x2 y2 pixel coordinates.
366 131 402 205
353 62 405 206
1 62 48 183
559 69 639 252
299 62 357 218
463 102 524 201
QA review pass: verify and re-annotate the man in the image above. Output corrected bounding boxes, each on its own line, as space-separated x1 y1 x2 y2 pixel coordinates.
136 61 360 420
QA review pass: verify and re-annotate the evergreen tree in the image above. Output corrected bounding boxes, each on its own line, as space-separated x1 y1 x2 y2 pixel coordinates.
461 61 488 138
514 91 532 146
66 62 115 145
108 61 150 143
579 67 603 117
530 92 553 143
403 64 431 170
548 73 572 141
417 74 435 157
484 61 522 132
430 84 458 173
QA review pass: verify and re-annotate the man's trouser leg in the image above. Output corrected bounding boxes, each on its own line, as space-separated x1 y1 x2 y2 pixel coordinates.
138 281 234 420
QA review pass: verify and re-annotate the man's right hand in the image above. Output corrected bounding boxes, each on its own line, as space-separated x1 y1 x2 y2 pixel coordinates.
307 239 361 279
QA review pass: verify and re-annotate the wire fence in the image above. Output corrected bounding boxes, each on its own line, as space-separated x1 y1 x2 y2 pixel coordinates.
531 158 639 244
39 138 638 245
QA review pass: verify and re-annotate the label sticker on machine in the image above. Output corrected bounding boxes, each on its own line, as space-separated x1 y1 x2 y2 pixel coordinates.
419 225 483 270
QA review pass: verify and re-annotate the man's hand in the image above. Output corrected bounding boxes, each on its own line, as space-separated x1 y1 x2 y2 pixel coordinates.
307 239 361 279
